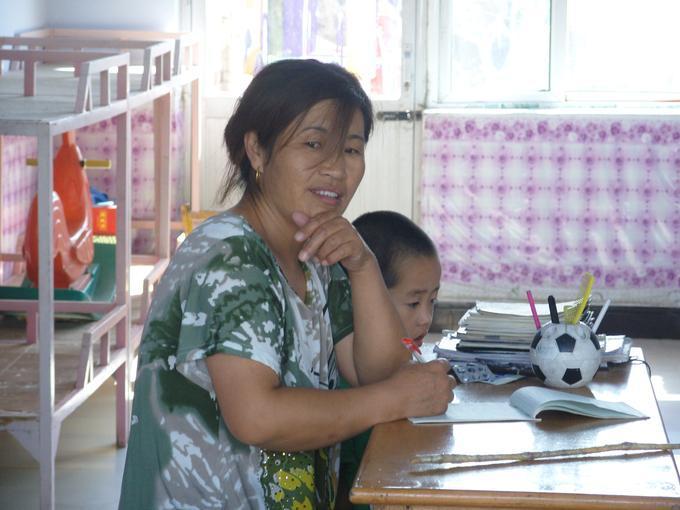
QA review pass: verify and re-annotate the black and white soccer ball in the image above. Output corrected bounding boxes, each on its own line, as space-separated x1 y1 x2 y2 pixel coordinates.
530 322 602 388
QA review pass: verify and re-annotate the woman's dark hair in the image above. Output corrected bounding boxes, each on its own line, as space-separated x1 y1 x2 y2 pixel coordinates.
218 59 374 204
353 211 438 288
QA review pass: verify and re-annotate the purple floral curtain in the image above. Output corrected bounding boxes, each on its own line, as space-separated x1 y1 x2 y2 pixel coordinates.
1 136 37 281
421 112 680 306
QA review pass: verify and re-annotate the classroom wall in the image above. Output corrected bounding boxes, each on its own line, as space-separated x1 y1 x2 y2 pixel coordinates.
4 2 677 307
45 0 180 31
0 0 180 37
0 0 47 37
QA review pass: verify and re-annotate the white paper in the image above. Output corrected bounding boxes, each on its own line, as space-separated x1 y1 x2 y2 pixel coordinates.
409 386 647 424
509 386 647 420
409 402 536 424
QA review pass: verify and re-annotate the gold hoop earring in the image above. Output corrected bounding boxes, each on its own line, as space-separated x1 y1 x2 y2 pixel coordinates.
255 167 262 185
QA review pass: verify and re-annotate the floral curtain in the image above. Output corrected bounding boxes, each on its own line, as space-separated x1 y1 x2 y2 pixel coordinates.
1 136 37 281
420 111 680 306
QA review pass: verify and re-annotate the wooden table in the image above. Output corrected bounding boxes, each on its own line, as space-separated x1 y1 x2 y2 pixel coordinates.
351 348 680 509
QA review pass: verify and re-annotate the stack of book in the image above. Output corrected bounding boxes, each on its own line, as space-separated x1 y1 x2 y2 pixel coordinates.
454 299 587 352
434 300 631 376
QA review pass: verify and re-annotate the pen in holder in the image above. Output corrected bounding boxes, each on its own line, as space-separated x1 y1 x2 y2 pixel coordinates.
529 321 602 388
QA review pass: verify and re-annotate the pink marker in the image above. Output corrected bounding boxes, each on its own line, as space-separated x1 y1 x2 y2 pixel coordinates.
526 290 541 330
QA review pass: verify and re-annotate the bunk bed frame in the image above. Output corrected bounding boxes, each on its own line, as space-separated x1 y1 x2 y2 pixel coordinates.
0 28 199 509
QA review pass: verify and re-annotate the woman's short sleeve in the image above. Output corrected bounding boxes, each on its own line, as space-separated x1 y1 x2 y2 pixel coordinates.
174 240 286 390
327 264 353 344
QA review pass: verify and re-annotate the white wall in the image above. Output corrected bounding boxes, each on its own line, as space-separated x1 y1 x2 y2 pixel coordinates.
45 0 180 31
0 0 180 35
0 0 47 36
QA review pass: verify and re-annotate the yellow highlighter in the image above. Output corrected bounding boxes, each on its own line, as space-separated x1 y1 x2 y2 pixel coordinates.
563 272 595 325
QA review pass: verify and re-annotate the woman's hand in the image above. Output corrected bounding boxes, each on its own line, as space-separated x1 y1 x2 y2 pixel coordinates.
207 353 454 451
292 210 372 274
382 359 456 418
291 211 410 385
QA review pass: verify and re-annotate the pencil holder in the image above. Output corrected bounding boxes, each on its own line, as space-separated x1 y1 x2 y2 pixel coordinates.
529 322 602 388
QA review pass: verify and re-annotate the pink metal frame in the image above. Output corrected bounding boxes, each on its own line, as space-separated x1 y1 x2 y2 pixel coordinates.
0 29 200 509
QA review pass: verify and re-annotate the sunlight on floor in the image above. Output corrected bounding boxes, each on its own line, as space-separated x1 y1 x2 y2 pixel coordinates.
129 264 154 297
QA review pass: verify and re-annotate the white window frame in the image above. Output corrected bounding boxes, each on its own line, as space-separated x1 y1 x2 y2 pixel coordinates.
190 0 415 103
428 0 565 106
186 0 423 211
427 0 679 107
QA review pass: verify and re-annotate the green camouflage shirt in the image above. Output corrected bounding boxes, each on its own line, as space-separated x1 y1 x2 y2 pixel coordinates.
119 212 353 509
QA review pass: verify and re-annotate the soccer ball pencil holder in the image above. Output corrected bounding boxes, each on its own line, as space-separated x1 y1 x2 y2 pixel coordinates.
529 322 602 388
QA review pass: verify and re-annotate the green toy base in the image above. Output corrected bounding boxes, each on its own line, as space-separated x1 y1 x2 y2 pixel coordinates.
0 239 116 320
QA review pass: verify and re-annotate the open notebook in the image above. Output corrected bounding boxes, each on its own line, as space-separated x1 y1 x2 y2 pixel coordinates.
409 386 647 424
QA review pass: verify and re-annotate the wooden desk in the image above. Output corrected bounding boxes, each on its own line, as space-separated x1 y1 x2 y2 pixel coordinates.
352 348 680 509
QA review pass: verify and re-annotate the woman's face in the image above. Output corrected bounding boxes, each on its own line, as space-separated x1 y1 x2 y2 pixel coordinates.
389 254 441 346
256 100 366 222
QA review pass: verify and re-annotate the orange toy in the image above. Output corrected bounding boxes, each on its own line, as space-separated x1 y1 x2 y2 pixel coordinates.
23 132 94 288
92 204 116 235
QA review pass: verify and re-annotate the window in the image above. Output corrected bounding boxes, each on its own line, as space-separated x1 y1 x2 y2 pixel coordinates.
202 0 403 100
433 0 680 104
565 0 680 100
435 0 551 102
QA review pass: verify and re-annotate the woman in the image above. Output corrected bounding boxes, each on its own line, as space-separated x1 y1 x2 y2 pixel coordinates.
119 59 455 510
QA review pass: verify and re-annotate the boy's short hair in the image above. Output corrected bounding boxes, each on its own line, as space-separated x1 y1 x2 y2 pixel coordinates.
352 211 438 288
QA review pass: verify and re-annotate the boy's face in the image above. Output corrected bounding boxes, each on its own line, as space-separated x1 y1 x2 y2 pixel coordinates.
389 254 441 346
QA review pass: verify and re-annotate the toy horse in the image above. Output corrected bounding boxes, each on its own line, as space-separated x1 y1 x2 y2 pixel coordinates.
23 131 94 288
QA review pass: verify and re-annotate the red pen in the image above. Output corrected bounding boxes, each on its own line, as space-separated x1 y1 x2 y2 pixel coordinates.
401 337 427 363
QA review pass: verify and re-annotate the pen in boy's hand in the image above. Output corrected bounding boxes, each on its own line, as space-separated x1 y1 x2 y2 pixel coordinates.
401 337 427 363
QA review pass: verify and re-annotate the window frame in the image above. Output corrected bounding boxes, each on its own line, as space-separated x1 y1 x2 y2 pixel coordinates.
427 0 680 107
191 0 413 103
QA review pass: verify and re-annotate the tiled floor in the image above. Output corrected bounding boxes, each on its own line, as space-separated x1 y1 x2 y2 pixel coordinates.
0 338 679 509
0 377 127 509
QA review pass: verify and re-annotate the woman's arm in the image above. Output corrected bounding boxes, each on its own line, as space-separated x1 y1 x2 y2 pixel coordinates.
334 334 359 386
344 254 409 384
293 211 409 385
207 353 453 452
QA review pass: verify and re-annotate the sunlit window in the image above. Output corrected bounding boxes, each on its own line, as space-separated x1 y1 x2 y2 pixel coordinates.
203 0 403 100
435 0 680 104
438 0 550 101
566 0 680 98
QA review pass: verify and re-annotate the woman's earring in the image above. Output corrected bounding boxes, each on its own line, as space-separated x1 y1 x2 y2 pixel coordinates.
255 167 262 185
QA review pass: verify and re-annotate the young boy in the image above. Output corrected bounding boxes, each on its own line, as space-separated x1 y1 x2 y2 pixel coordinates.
336 210 442 509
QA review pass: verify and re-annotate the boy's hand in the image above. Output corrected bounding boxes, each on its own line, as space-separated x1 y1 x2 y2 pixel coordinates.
292 210 372 274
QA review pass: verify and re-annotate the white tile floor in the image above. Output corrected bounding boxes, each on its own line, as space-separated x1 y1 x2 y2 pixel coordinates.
0 338 679 509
